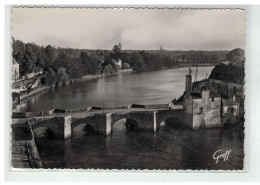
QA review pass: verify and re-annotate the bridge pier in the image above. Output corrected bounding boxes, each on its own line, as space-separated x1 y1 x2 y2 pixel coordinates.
106 113 112 135
154 111 157 132
28 116 72 139
64 116 72 139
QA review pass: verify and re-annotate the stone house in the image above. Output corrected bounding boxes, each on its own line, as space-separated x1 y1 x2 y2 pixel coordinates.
209 64 245 121
209 64 244 103
12 59 20 81
222 97 240 125
170 66 242 129
183 89 222 129
113 59 122 69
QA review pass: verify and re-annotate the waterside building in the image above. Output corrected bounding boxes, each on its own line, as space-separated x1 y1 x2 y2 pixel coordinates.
170 64 243 129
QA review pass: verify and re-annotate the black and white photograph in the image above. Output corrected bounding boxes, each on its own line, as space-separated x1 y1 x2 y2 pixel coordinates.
10 7 245 170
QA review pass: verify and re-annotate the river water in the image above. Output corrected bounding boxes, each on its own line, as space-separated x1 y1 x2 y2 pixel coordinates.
22 66 244 170
17 67 212 112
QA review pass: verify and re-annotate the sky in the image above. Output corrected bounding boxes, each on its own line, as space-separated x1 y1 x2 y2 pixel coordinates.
12 8 245 50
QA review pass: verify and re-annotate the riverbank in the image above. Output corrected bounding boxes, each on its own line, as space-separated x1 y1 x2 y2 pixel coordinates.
74 68 133 82
12 86 50 109
179 63 218 67
12 66 216 112
12 69 134 110
20 86 50 101
11 123 42 168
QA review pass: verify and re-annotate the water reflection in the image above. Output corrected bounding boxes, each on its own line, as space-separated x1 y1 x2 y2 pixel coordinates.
35 123 244 170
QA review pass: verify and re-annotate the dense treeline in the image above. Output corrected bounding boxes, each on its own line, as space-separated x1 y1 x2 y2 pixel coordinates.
12 40 178 85
12 39 227 86
124 49 228 62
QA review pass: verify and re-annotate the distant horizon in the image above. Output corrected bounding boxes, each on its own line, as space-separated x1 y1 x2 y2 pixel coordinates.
12 8 245 51
12 38 236 52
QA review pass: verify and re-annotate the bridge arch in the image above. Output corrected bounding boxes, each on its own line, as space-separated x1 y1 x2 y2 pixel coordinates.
159 117 185 130
156 109 185 131
71 114 107 136
112 117 139 133
28 117 66 139
110 111 154 133
33 127 56 139
72 123 96 137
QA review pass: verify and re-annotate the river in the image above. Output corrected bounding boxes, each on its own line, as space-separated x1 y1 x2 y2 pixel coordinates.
17 67 212 112
22 66 244 170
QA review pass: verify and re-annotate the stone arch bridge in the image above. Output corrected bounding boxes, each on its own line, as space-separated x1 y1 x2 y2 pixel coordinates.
27 109 185 139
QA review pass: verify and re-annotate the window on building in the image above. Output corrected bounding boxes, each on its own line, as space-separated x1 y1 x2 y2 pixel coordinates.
233 87 237 94
230 107 234 114
211 98 214 102
200 107 203 114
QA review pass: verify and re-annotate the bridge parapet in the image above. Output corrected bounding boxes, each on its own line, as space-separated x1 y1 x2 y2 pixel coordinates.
26 108 186 139
109 111 154 133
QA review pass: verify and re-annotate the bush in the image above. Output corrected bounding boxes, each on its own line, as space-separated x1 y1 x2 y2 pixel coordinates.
104 64 116 75
122 62 130 69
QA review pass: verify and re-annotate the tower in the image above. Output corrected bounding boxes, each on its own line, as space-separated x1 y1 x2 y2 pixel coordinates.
185 68 192 92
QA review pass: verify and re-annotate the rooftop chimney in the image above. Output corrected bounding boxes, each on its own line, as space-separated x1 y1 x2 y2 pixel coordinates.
185 68 192 92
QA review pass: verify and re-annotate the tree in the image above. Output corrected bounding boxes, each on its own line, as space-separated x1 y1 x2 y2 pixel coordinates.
57 67 69 85
226 48 245 64
12 40 39 75
67 58 84 78
130 52 146 72
122 62 130 69
36 46 48 69
163 56 176 68
104 64 115 75
80 51 100 75
12 39 26 65
45 45 58 69
112 44 121 54
118 43 122 50
45 68 57 86
120 52 132 65
112 43 122 59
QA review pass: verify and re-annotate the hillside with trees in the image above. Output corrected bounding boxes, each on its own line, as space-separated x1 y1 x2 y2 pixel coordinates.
12 39 228 87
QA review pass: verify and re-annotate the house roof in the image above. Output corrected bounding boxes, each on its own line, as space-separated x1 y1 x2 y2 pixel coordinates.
188 91 202 99
209 64 244 84
220 61 232 65
174 90 201 104
210 64 244 74
174 92 186 105
209 90 221 98
192 79 209 90
223 99 239 106
186 90 221 100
